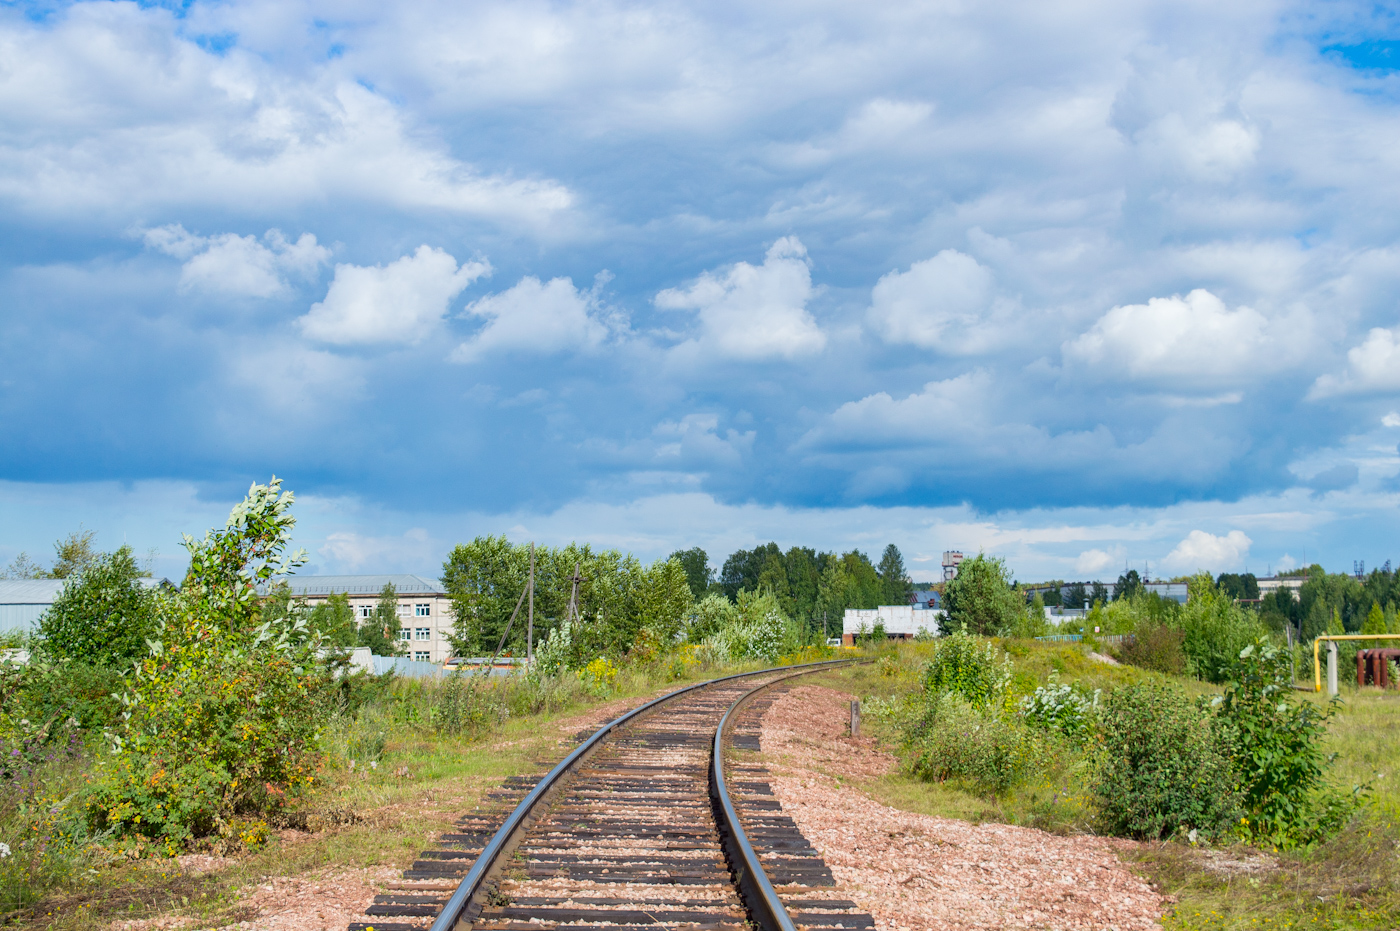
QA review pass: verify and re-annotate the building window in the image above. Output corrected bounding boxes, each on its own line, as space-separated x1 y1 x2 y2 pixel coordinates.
413 651 431 662
396 604 411 617
358 605 374 618
415 603 430 617
415 627 430 641
398 629 412 641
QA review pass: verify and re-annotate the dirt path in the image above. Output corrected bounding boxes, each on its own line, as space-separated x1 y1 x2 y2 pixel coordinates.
758 684 1165 931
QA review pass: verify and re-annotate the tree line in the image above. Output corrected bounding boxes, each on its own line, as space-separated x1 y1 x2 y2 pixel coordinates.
438 538 915 661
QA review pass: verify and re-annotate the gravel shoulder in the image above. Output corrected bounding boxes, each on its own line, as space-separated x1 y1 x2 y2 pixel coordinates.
758 684 1166 931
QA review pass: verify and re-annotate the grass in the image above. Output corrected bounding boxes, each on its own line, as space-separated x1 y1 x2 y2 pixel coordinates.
805 640 1400 931
0 655 770 931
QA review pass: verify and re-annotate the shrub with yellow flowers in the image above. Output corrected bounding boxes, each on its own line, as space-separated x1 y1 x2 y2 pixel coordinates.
86 478 333 851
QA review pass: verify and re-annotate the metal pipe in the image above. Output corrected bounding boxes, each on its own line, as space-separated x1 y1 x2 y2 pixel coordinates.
1311 634 1400 692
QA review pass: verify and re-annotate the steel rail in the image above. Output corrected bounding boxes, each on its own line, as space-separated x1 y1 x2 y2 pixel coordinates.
427 658 857 931
709 663 868 931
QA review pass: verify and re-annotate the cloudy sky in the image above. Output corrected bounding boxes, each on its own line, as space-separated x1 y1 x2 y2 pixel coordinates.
4 0 1400 583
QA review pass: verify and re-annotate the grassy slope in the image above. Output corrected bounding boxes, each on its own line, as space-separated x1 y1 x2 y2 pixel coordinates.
1 662 741 931
807 641 1400 931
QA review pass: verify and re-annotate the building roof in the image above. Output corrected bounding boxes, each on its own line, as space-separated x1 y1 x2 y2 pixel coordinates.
275 574 447 597
0 576 172 606
0 579 67 604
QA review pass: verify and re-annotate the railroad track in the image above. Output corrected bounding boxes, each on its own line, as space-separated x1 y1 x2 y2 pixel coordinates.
347 661 874 931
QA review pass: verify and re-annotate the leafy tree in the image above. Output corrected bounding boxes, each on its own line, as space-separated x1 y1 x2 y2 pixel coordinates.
1259 586 1301 636
0 551 46 579
50 530 101 579
756 550 794 617
1216 572 1260 601
1299 566 1364 638
308 592 357 649
781 546 826 631
1113 569 1143 601
943 554 1024 636
442 537 693 663
37 545 160 668
2 529 104 580
1063 582 1087 609
1178 574 1267 683
668 547 714 598
88 477 329 849
720 543 783 601
877 544 913 606
1360 601 1388 641
814 550 881 630
370 583 404 649
442 536 530 656
1089 581 1109 605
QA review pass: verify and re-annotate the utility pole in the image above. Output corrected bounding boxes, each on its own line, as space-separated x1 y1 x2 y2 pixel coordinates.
527 543 535 666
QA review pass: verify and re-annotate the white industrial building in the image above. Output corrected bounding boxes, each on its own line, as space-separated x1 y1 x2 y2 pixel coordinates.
842 604 943 645
0 577 172 635
279 574 455 664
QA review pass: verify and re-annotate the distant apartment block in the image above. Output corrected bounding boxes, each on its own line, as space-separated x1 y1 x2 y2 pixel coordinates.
1256 576 1308 596
281 574 454 664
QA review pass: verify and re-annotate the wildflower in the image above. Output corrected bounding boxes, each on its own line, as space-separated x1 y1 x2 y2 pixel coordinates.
0 843 9 858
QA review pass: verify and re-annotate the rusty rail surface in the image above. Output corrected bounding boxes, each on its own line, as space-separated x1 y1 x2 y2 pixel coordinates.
350 660 862 931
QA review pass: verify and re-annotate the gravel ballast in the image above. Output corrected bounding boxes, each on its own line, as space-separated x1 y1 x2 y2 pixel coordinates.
758 684 1165 931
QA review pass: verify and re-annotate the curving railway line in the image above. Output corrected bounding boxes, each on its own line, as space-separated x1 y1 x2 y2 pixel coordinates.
347 661 875 931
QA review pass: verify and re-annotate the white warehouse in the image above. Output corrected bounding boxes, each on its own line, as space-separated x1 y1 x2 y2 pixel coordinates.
841 605 943 645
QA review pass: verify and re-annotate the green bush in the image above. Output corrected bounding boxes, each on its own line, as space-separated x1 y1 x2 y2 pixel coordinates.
428 674 507 736
1179 573 1266 683
86 478 332 851
1117 623 1187 676
1019 680 1099 740
701 590 800 662
1215 640 1360 847
36 545 161 669
1093 682 1241 841
921 626 1009 710
906 693 1041 795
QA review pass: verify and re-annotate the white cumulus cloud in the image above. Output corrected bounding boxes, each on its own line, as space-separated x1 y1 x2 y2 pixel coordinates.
1163 529 1252 573
652 414 755 469
1075 548 1115 575
0 6 573 225
299 246 490 346
1309 327 1400 398
452 275 608 363
867 250 996 352
319 528 437 573
1063 289 1280 386
143 224 329 297
655 237 825 361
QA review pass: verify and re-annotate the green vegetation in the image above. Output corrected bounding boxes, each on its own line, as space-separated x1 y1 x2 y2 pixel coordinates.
1095 682 1241 841
36 546 162 669
943 554 1021 635
821 599 1398 930
441 536 692 661
713 541 911 640
1 530 103 581
1 486 851 925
